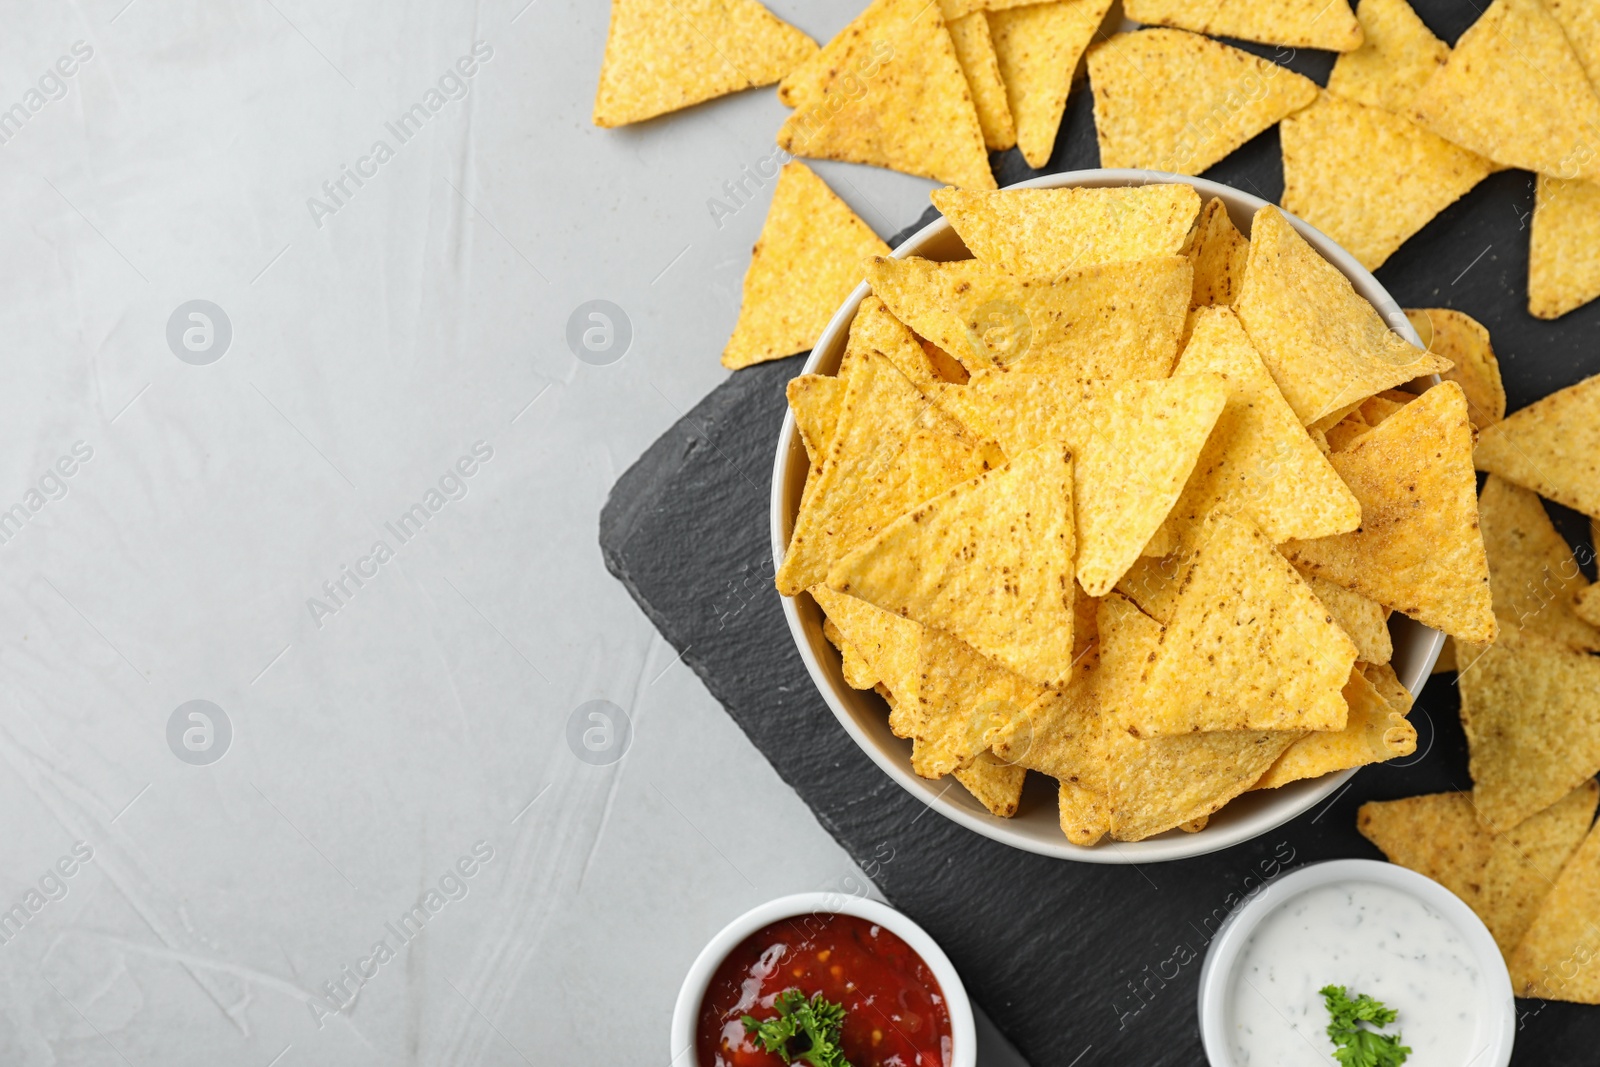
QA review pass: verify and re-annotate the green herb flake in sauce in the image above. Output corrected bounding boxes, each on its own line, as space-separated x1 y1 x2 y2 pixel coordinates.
741 988 854 1067
1320 984 1412 1067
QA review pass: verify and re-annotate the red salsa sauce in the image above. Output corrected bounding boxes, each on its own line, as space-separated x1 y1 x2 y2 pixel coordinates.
696 911 952 1067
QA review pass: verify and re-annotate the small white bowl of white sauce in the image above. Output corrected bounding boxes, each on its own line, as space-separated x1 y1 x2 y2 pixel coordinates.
1198 859 1514 1067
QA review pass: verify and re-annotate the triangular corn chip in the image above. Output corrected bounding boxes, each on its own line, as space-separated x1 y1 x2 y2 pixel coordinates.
1410 0 1600 182
1529 175 1600 321
593 0 818 126
1115 552 1187 625
1326 0 1448 114
777 351 969 595
1581 584 1600 630
962 371 1228 595
1099 594 1297 842
1253 667 1414 790
911 628 1049 777
829 444 1077 685
866 254 1191 376
932 184 1200 275
1358 792 1494 912
989 0 1115 168
1188 198 1250 307
1234 206 1450 425
778 0 890 106
992 666 1100 781
1547 0 1600 87
724 163 889 369
1460 624 1600 832
775 0 995 190
1280 93 1493 271
944 0 1064 15
1405 308 1504 428
1284 382 1496 642
1475 374 1600 522
1137 513 1357 736
787 374 844 462
822 616 877 689
954 751 1028 816
1087 29 1319 174
1166 307 1361 548
1124 0 1363 52
1058 778 1111 846
1486 779 1599 956
811 584 927 737
946 10 1016 151
1322 412 1371 453
1480 475 1600 653
1363 661 1412 712
841 295 940 385
1509 813 1600 1002
1299 568 1393 665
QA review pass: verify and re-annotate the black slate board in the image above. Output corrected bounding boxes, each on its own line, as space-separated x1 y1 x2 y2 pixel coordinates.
601 7 1600 1064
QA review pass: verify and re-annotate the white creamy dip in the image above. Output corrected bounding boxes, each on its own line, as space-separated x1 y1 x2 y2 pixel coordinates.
1227 880 1488 1065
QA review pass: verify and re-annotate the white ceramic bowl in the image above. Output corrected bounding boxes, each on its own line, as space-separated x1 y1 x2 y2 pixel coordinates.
669 891 976 1067
1197 858 1514 1067
770 168 1445 862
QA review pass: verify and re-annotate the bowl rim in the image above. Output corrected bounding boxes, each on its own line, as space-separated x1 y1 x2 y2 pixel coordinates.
768 167 1446 863
1195 858 1514 1067
668 890 977 1067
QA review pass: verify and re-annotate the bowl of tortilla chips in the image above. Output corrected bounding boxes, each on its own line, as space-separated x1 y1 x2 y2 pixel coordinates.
771 169 1473 862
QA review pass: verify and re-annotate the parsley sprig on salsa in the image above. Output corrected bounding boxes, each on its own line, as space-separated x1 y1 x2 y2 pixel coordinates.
742 988 854 1067
1320 985 1411 1067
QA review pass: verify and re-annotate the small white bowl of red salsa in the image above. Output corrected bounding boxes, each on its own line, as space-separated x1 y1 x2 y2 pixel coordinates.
672 892 975 1067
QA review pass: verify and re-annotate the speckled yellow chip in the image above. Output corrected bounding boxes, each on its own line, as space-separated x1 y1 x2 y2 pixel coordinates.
1254 667 1414 790
593 0 817 127
1529 175 1600 321
933 184 1199 275
945 10 1016 151
775 0 995 190
1479 475 1600 653
1188 198 1250 307
810 584 926 737
787 374 844 462
954 751 1029 816
1410 0 1600 182
1326 0 1448 114
1487 780 1599 956
1124 0 1363 52
1234 206 1450 425
1475 374 1600 522
1404 307 1504 428
1137 513 1357 736
1460 624 1600 832
1358 792 1494 913
989 0 1115 169
866 254 1191 376
1284 382 1496 643
724 163 889 369
1298 568 1392 665
1509 809 1600 1002
1280 93 1493 272
912 628 1049 777
1087 29 1318 175
829 444 1078 686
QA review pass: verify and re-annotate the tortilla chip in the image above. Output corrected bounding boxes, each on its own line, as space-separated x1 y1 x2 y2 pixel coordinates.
1087 29 1319 175
1280 94 1493 272
1055 778 1109 845
1299 569 1393 665
1461 622 1600 831
1548 0 1600 87
954 751 1029 816
829 444 1078 685
944 0 1069 15
962 371 1228 595
1509 812 1600 1002
911 628 1049 776
932 184 1200 275
992 661 1100 783
1115 552 1188 625
777 351 970 595
811 584 927 737
1326 0 1449 114
1234 206 1451 425
989 0 1116 168
866 254 1191 377
1529 175 1600 321
822 616 878 689
844 295 940 385
1362 661 1412 714
1402 309 1502 429
1124 0 1363 52
1358 792 1494 912
1136 513 1357 736
1099 594 1297 841
1322 413 1370 453
1284 382 1496 642
1487 779 1599 956
1480 475 1600 653
1410 0 1600 182
1167 307 1361 548
787 374 844 463
724 163 889 369
1254 667 1414 790
1188 198 1250 307
1475 373 1600 522
775 0 995 190
945 11 1016 151
593 0 818 126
